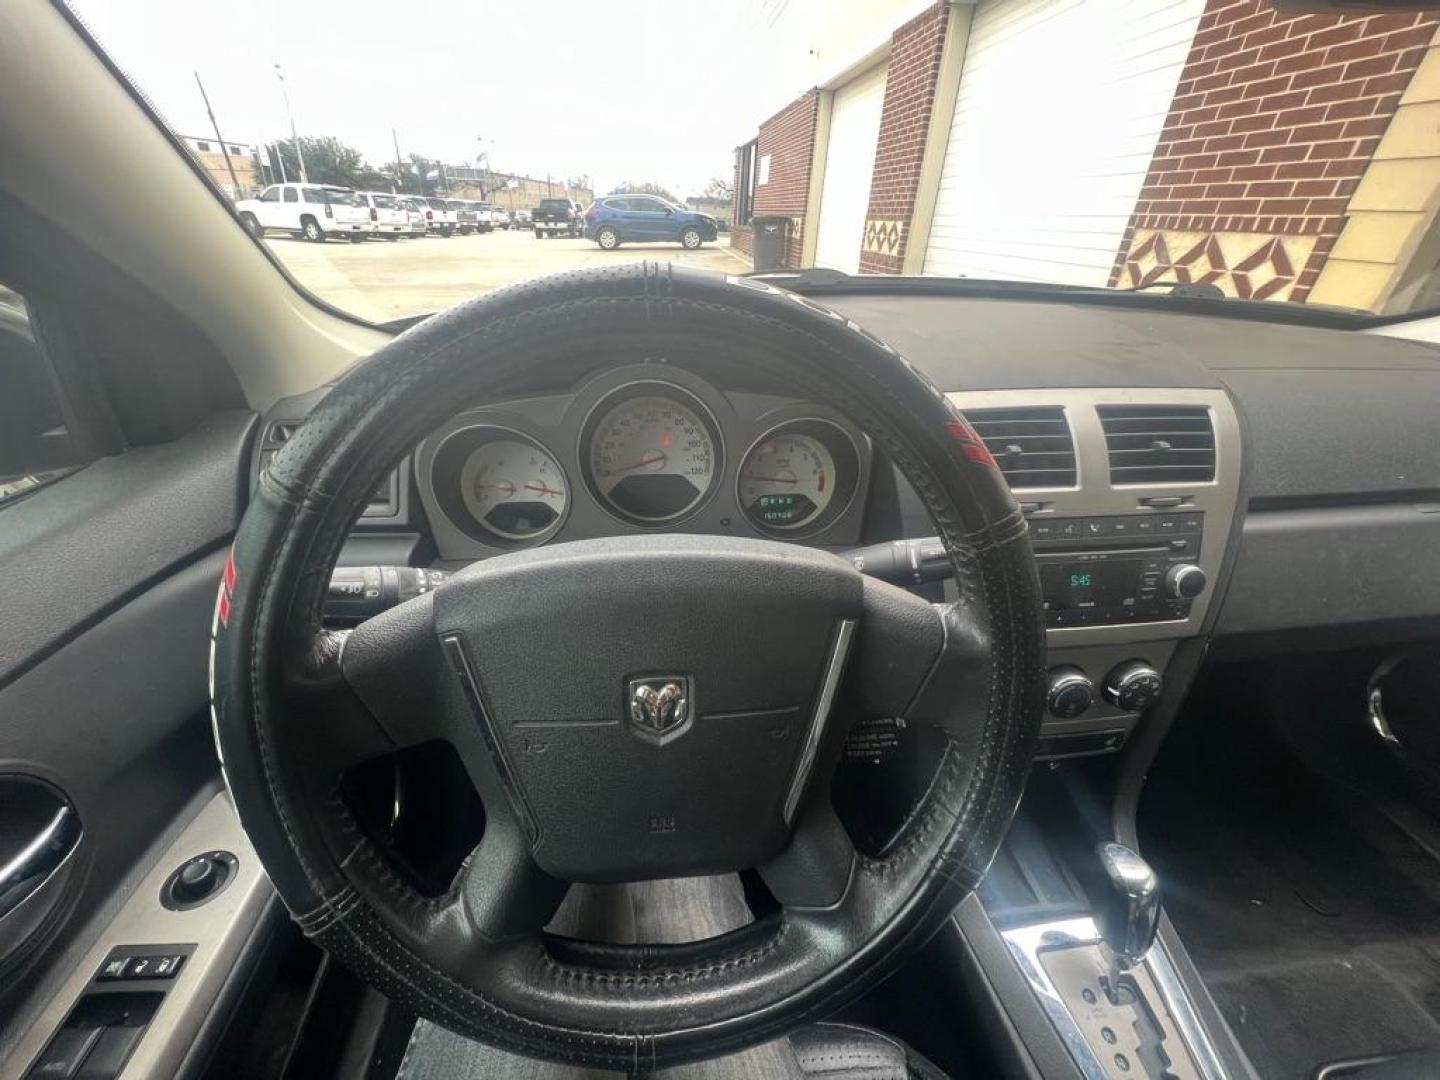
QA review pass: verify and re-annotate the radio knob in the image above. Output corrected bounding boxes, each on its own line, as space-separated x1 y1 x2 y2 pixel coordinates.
1164 563 1207 599
1046 666 1095 719
1104 661 1163 713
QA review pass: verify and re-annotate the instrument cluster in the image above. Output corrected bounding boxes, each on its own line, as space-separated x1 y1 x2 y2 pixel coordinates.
416 369 870 557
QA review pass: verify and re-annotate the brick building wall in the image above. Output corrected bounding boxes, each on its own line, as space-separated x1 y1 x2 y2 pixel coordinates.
860 3 949 274
731 91 820 267
1108 0 1439 303
732 148 753 258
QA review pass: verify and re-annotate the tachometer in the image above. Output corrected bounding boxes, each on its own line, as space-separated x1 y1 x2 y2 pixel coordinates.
459 438 567 542
739 433 836 530
585 385 721 524
738 419 861 536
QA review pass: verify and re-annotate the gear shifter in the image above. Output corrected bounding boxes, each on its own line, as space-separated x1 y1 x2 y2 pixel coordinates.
1094 842 1160 970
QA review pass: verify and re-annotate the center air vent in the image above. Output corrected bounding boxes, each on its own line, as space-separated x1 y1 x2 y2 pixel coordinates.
1098 405 1215 484
960 406 1077 489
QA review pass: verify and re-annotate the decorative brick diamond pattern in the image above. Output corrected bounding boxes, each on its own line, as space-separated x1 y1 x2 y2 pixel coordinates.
863 219 906 255
1107 0 1439 303
1122 229 1318 300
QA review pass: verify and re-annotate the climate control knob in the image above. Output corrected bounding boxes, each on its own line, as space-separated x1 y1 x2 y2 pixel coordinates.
1104 661 1163 713
1164 563 1207 599
1046 666 1095 719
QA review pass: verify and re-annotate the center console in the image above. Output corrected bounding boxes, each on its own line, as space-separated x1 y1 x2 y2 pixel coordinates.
936 387 1246 1079
946 387 1241 764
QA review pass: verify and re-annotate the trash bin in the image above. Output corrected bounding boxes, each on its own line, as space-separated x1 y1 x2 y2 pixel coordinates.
752 216 790 272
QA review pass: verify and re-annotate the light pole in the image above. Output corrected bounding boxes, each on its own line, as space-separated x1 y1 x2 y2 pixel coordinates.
274 63 308 183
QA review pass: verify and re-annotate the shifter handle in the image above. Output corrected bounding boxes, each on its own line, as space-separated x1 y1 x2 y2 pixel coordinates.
1095 842 1160 969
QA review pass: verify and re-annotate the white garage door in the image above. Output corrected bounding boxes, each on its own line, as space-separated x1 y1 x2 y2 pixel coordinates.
924 0 1204 284
814 62 888 275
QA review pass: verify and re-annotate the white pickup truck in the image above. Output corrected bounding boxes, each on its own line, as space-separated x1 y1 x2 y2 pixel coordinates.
355 192 409 238
235 183 373 242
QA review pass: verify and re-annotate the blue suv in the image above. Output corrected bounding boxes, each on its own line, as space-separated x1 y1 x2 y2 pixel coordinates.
584 195 719 251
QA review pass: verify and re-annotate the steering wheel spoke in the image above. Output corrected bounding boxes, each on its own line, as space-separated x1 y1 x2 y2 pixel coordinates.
847 576 993 743
458 820 568 944
759 798 857 910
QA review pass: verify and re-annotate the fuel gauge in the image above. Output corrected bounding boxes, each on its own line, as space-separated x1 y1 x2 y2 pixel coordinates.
460 437 568 542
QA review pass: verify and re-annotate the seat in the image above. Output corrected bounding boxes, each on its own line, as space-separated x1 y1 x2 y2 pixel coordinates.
394 876 950 1079
396 1017 949 1079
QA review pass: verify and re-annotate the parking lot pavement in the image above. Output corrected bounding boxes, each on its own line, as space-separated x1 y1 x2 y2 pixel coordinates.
263 227 751 322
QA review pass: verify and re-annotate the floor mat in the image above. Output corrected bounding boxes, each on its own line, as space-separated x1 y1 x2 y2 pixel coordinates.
1142 718 1440 1079
1207 958 1440 1080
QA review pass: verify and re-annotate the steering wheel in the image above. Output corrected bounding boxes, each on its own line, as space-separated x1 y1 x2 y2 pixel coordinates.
211 265 1044 1071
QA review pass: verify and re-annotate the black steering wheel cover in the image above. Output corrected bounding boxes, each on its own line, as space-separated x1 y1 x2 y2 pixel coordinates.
210 264 1044 1069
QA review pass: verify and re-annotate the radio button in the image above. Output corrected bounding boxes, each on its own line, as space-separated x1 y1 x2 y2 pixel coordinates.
1164 563 1207 599
1134 518 1156 534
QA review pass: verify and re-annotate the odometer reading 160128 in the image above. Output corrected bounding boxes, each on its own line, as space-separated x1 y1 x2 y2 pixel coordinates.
587 390 719 524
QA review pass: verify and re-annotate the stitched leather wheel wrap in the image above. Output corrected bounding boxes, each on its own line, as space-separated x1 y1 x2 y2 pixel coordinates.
210 264 1044 1070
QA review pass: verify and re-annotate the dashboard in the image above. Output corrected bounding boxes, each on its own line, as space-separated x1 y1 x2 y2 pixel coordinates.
253 285 1440 763
410 365 872 561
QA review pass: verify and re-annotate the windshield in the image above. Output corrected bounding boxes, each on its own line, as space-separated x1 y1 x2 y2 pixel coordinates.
72 0 1440 323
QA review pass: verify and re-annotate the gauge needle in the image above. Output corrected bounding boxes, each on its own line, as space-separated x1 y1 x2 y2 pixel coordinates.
477 481 516 496
608 452 666 475
746 474 798 485
524 483 563 497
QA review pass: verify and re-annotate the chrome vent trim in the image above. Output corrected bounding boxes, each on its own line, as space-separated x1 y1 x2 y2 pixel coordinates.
961 406 1077 489
1098 405 1216 485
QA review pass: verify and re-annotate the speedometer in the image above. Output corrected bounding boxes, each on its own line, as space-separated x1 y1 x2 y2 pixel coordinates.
584 385 721 524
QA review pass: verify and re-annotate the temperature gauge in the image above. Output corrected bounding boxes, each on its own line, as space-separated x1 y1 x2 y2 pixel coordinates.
459 438 567 542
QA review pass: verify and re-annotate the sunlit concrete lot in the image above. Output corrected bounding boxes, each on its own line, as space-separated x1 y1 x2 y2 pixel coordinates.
263 227 750 323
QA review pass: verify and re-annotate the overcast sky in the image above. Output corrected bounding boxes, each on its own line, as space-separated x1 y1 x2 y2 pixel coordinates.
69 0 789 198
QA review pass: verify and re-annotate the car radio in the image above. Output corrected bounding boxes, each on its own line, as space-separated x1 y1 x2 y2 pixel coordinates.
844 511 1208 628
1033 511 1206 627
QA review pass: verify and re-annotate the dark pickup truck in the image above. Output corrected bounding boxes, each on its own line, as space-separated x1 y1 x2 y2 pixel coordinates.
532 198 582 239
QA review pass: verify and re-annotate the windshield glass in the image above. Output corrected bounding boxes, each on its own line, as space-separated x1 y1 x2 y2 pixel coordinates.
73 0 1440 323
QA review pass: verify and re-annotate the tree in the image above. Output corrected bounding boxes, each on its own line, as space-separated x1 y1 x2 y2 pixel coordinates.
405 153 448 196
272 135 365 187
608 181 679 203
702 176 733 201
354 166 394 192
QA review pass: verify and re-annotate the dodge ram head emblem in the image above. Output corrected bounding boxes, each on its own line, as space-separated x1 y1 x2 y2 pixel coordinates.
626 676 692 745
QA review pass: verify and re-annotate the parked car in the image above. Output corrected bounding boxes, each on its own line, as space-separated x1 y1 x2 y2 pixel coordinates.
445 200 476 235
423 197 457 237
490 206 513 230
236 183 374 242
532 197 581 239
513 208 531 228
354 191 408 239
469 202 494 234
584 195 718 251
393 196 429 237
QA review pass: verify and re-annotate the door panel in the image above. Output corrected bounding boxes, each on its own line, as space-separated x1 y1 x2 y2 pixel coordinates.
0 411 255 1041
814 62 887 275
